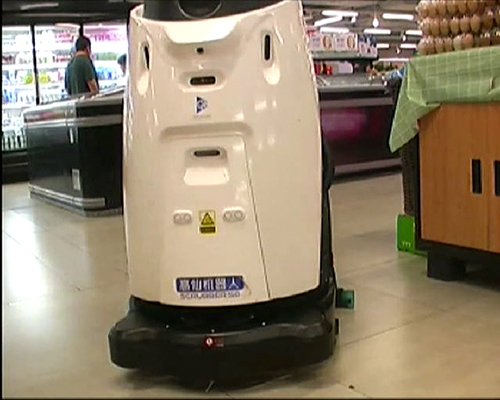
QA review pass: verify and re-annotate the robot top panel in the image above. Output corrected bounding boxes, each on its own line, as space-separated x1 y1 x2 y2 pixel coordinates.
143 0 283 21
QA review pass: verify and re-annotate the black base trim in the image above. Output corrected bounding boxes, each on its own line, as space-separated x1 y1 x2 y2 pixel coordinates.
109 294 337 379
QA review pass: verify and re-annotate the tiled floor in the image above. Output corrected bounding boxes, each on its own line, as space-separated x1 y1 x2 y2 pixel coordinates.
2 173 500 398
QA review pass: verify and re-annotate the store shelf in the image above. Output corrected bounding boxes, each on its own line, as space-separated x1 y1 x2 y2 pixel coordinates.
3 43 127 53
2 103 32 110
2 60 119 70
4 84 56 90
312 51 378 62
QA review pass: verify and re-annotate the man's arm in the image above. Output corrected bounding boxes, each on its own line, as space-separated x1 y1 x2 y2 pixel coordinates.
87 79 99 95
83 59 99 95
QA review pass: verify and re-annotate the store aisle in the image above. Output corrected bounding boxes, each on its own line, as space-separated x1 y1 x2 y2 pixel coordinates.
2 173 500 398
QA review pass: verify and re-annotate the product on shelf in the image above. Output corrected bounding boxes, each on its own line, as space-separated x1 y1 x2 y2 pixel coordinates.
306 27 378 58
416 0 500 55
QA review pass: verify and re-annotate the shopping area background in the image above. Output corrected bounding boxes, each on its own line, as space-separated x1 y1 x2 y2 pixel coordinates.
3 24 127 148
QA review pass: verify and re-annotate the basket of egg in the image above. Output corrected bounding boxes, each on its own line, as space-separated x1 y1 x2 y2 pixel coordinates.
417 0 500 55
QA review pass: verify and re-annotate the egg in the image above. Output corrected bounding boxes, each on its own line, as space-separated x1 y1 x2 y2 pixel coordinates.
421 18 432 35
460 15 471 32
418 0 430 18
476 0 486 13
468 0 479 13
453 34 464 49
480 32 491 45
491 30 500 45
444 36 455 50
418 39 429 54
471 13 482 32
450 16 461 33
440 18 451 35
456 0 468 14
428 0 438 17
474 34 483 46
435 37 445 51
463 33 475 48
437 0 448 15
447 0 459 14
431 18 442 35
427 37 437 53
482 9 495 30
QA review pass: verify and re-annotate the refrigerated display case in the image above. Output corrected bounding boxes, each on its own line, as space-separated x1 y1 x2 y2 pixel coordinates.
2 26 34 181
2 26 35 144
84 23 128 91
33 23 127 101
33 24 79 103
2 22 128 182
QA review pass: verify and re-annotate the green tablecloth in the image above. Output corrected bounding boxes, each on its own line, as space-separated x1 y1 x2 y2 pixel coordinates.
389 46 500 153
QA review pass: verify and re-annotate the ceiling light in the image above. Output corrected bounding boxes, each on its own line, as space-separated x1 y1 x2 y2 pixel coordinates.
364 28 391 35
402 35 407 42
55 23 80 29
397 48 402 54
372 16 380 28
351 16 357 23
322 10 359 18
379 58 410 62
320 27 350 34
406 29 423 36
20 2 58 10
314 16 343 27
382 13 415 21
400 43 417 49
377 43 390 49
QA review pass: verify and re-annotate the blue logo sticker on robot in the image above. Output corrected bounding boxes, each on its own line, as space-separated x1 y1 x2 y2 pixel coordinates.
196 96 208 114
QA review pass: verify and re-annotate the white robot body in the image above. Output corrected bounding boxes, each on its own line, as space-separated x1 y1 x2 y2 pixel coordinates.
125 0 322 307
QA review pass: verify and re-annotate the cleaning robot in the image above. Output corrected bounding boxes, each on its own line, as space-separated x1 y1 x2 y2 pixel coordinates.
109 0 354 379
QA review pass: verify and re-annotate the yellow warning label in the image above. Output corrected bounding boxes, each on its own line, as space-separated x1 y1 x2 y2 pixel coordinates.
199 211 216 235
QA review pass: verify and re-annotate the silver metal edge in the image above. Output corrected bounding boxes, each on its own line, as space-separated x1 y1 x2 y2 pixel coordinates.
24 114 123 130
28 184 106 209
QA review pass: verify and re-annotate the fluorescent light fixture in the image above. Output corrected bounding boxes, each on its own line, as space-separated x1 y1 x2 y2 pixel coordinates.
400 43 417 49
320 27 350 33
364 28 391 35
314 16 343 27
20 2 58 10
377 43 390 49
406 29 423 36
55 23 80 29
378 57 410 62
382 13 415 21
322 10 359 18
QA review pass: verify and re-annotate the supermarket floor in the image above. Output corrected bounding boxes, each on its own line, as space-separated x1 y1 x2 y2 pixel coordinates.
2 173 500 399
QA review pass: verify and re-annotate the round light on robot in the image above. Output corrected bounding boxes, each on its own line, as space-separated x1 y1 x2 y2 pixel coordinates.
204 337 214 347
178 0 222 19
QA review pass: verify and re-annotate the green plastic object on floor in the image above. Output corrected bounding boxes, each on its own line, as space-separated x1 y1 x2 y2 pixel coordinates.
336 288 355 310
397 214 426 257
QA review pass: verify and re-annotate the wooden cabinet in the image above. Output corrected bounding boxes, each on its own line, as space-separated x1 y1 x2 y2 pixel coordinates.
489 125 500 254
419 104 500 254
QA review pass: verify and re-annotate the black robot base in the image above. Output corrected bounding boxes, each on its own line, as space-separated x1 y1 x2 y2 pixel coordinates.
109 285 338 380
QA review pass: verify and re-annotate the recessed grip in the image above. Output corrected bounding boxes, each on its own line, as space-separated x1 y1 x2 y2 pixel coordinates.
495 161 500 197
194 149 221 158
190 76 216 86
471 159 482 195
264 34 271 61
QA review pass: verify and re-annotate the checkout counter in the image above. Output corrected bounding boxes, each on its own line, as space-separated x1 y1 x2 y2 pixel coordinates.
317 73 400 176
23 88 124 216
